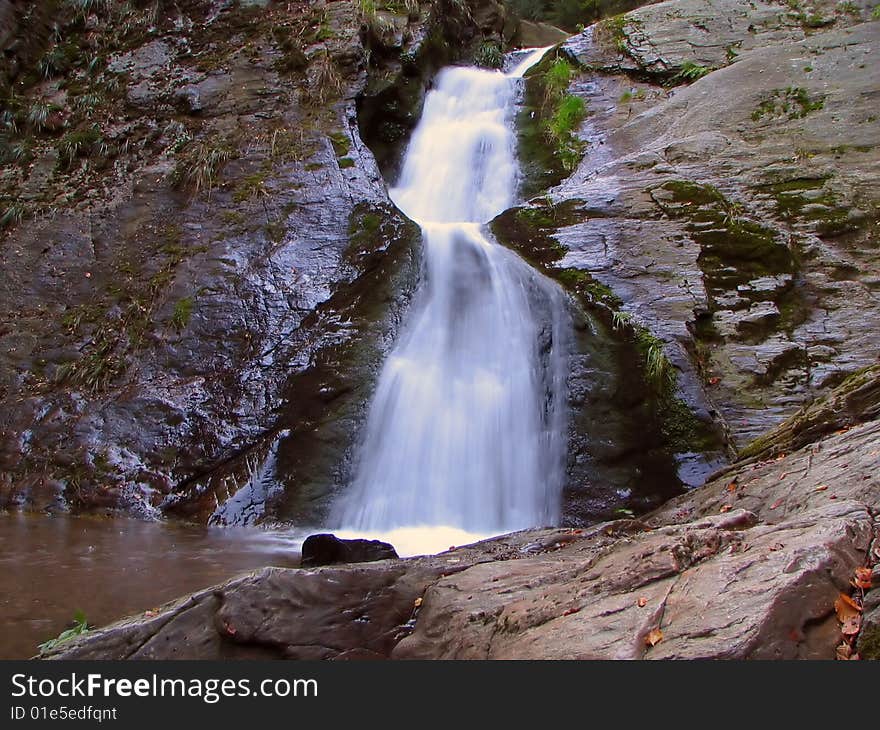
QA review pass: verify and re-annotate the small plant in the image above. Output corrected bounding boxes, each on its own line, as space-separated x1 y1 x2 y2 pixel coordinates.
672 61 712 84
38 45 73 79
837 1 860 16
611 310 631 331
73 92 103 117
619 90 633 103
171 297 193 331
67 0 112 19
171 138 235 196
644 340 674 391
0 202 27 228
27 101 58 131
57 125 105 168
308 52 342 105
751 86 824 121
38 611 90 654
872 4 880 19
594 14 630 55
474 41 504 69
543 58 572 106
546 95 586 172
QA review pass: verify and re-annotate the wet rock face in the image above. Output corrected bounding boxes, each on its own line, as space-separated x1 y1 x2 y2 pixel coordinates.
0 1 491 521
514 0 880 450
45 368 880 660
301 533 399 568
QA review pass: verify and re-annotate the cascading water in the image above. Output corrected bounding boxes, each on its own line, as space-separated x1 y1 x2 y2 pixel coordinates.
331 48 571 554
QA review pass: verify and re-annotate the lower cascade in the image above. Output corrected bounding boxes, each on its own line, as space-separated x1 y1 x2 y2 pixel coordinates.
331 48 571 554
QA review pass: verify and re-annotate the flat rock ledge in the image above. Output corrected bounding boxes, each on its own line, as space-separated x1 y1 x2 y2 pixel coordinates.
48 375 880 658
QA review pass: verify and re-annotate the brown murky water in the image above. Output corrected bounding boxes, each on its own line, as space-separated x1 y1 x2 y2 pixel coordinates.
0 513 303 659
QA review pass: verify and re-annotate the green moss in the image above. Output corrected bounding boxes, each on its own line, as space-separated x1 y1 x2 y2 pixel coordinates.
751 87 824 122
338 157 355 169
232 170 270 202
328 131 350 158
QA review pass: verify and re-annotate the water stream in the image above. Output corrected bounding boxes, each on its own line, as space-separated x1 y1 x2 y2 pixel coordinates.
332 49 572 554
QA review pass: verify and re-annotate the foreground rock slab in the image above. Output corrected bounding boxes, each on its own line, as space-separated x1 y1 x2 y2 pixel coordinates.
48 413 879 659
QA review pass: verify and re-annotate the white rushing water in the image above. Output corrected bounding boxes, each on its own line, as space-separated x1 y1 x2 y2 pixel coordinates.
331 48 570 556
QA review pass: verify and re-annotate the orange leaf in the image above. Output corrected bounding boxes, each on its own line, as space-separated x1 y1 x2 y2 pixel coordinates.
414 597 423 608
854 567 873 589
637 597 648 608
645 628 663 647
834 593 861 622
841 615 861 636
720 504 732 513
726 481 737 493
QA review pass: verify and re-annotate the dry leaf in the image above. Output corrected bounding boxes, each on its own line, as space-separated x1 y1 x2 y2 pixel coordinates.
834 593 861 622
726 481 737 493
814 484 828 492
720 504 732 513
854 567 873 590
638 597 648 608
836 642 852 660
563 606 581 616
645 628 663 647
770 498 783 510
413 597 422 608
841 615 861 636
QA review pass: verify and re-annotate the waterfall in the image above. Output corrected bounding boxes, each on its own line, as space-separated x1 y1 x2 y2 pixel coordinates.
331 48 570 554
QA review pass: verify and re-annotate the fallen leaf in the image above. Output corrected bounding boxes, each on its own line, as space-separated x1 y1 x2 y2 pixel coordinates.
708 376 721 385
770 498 783 510
836 642 852 660
720 504 732 513
144 610 157 618
413 597 422 608
563 606 581 616
223 622 237 637
834 593 861 622
841 615 861 636
769 543 784 552
645 628 663 647
638 597 648 608
726 481 737 493
814 484 828 492
853 567 873 590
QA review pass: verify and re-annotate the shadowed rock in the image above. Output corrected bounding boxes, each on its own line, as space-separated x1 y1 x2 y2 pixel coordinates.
301 533 399 568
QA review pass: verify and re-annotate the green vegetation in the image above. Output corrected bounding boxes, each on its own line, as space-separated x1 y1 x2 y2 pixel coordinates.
57 125 106 168
328 131 351 158
26 101 59 132
338 157 355 169
38 611 90 654
594 13 630 55
474 41 504 70
171 297 194 331
540 58 586 172
233 170 270 203
171 138 235 196
751 87 824 121
873 4 880 19
671 61 712 84
0 202 28 229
